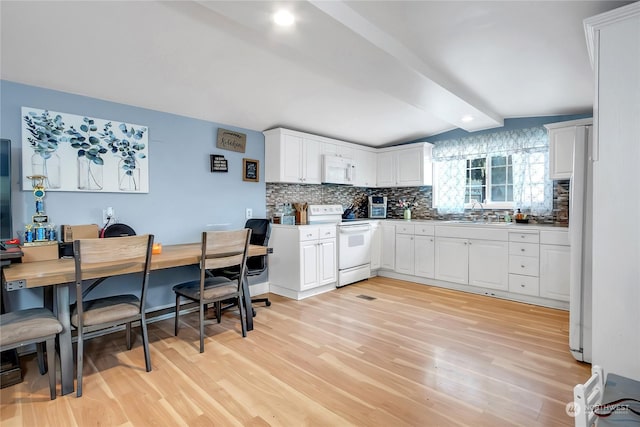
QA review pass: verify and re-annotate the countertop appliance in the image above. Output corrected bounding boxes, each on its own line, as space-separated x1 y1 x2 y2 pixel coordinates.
306 204 371 287
322 155 355 185
566 120 593 363
368 196 387 218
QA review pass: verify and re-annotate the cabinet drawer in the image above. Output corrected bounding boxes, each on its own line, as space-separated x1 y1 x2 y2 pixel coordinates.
509 231 540 244
509 255 539 276
509 242 539 257
318 226 336 239
299 228 319 241
509 274 540 296
415 224 435 236
396 224 415 235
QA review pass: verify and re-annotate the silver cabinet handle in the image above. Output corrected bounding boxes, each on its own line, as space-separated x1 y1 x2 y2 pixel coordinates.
520 284 525 288
521 248 525 252
521 265 525 268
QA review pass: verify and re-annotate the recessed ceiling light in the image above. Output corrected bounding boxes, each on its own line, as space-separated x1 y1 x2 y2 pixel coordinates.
461 115 474 123
273 10 295 27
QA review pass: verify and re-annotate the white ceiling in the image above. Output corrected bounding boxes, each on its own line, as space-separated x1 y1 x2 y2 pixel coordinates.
0 1 631 146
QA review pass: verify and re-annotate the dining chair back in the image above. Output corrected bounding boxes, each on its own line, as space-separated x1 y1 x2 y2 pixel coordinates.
0 308 63 399
72 234 154 397
173 229 250 353
216 219 271 312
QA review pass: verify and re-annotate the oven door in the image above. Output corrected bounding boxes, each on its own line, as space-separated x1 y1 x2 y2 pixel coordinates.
338 223 371 270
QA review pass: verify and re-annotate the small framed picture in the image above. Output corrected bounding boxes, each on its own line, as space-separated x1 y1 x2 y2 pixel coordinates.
242 158 259 182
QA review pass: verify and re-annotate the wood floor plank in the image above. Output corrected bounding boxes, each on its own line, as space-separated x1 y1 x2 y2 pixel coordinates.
0 277 591 426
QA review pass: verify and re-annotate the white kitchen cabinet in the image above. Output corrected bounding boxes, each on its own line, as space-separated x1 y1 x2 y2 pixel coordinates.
376 143 433 187
508 231 540 296
545 118 593 180
468 239 508 290
353 148 377 187
539 243 570 302
395 233 415 275
380 222 395 270
434 237 468 285
323 141 354 159
264 128 322 184
414 235 435 279
268 225 337 300
369 221 382 271
394 223 435 278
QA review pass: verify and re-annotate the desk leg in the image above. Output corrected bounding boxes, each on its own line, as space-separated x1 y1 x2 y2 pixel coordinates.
54 284 74 396
242 275 254 331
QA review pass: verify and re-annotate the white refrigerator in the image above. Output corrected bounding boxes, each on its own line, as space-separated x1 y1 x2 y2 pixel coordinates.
568 122 593 363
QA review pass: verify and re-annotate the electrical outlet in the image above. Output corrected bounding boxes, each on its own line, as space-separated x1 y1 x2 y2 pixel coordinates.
245 208 253 220
102 207 116 225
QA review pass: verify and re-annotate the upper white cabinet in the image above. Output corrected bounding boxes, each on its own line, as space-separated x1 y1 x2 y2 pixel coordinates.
264 129 322 184
377 143 433 187
544 118 592 180
265 128 434 188
353 147 377 187
323 141 354 159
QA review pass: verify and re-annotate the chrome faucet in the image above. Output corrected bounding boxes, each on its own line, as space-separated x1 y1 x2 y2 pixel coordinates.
470 200 484 222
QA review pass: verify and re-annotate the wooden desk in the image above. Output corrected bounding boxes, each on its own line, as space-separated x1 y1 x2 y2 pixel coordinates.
1 242 268 396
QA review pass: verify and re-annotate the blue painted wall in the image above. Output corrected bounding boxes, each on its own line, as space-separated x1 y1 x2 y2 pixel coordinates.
1 80 266 311
1 80 266 243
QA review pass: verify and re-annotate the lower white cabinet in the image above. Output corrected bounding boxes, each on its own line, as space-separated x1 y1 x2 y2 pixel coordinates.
370 221 382 270
435 237 469 284
468 239 509 290
539 243 570 302
380 222 396 270
414 235 435 278
395 223 435 278
269 225 337 300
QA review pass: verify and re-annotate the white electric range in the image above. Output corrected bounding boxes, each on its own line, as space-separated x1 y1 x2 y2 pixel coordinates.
307 205 371 287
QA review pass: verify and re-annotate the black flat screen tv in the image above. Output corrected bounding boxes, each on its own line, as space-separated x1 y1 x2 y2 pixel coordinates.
0 139 12 241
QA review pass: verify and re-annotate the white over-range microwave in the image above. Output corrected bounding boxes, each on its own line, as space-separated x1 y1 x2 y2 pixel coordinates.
322 155 355 185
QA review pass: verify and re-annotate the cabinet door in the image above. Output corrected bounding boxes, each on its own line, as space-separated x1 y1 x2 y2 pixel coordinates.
376 151 396 187
302 137 322 184
539 244 570 301
414 235 435 279
435 237 468 284
548 127 575 179
300 241 319 290
370 223 382 270
395 234 414 275
380 223 396 270
280 133 304 183
468 239 508 290
318 239 337 285
353 148 377 187
396 147 424 187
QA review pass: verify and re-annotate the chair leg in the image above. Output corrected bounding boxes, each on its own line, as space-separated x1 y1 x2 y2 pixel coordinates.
199 303 205 353
126 322 132 350
36 342 47 375
45 337 57 400
76 329 84 398
238 295 247 338
140 315 152 372
174 294 180 336
216 301 222 324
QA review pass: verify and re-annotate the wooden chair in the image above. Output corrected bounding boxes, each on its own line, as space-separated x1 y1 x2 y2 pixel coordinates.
173 229 250 353
573 364 604 427
72 234 154 397
0 308 63 399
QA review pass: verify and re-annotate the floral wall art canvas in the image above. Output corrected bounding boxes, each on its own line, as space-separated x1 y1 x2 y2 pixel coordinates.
21 107 149 193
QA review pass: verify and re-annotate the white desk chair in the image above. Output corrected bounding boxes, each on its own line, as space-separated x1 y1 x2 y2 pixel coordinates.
574 365 604 427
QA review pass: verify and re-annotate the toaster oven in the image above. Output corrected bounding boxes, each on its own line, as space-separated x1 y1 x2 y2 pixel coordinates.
368 196 387 218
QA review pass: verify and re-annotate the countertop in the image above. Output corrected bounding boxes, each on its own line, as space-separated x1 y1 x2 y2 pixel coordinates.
272 219 568 231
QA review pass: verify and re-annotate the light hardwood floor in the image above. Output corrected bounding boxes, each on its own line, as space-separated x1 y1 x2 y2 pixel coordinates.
1 277 590 426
